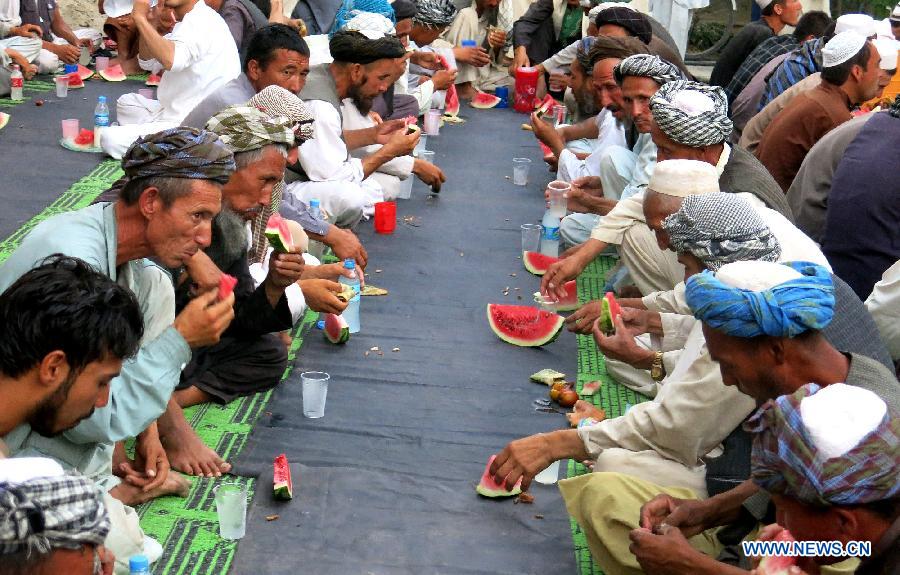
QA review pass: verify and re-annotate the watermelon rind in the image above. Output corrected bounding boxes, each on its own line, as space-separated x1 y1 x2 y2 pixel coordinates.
522 251 560 276
0 113 9 131
475 455 522 498
487 304 564 347
76 64 94 81
323 313 350 344
470 92 502 109
99 64 126 82
265 214 293 252
273 454 293 500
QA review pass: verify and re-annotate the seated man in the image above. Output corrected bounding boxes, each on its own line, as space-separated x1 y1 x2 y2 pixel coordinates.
100 0 241 159
622 260 896 574
0 128 237 488
17 0 95 73
0 8 42 75
866 258 900 372
441 0 515 98
0 458 114 575
171 106 305 410
757 31 882 192
745 383 898 574
1 41 37 98
99 1 177 75
286 30 418 225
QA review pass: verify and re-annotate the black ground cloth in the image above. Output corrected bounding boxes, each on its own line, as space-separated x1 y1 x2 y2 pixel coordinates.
230 109 581 574
0 78 140 240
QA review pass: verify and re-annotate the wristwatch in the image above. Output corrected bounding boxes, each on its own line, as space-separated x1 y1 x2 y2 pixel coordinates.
650 351 666 382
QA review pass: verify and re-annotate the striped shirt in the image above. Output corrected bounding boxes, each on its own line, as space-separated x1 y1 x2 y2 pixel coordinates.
726 35 798 105
759 37 823 110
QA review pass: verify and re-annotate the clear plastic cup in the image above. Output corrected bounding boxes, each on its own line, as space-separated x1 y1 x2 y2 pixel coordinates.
551 104 567 127
413 134 427 157
55 76 69 98
397 176 413 199
95 56 109 71
419 150 435 164
301 371 330 418
424 109 441 136
61 119 79 141
521 223 541 254
512 158 531 186
533 460 561 485
214 482 247 540
546 180 569 218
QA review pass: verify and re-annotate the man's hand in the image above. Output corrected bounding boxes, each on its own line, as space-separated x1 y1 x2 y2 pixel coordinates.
266 251 305 290
490 434 556 492
300 279 349 314
619 307 660 337
513 46 530 70
173 289 235 348
324 227 367 269
413 158 446 187
565 300 602 334
548 71 570 91
530 112 564 155
487 28 506 50
541 254 588 299
132 0 151 20
640 493 708 536
121 426 170 493
184 251 222 293
382 128 419 158
11 23 42 37
571 175 602 192
454 46 490 67
629 526 709 575
411 51 442 70
431 68 457 90
300 262 352 281
374 118 406 144
592 315 655 368
52 43 81 63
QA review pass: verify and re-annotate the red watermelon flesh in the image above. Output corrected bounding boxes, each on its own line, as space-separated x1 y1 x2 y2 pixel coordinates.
523 251 560 276
273 453 293 500
99 63 126 81
76 64 94 81
445 84 460 115
67 73 85 88
534 280 577 311
487 304 564 347
73 128 94 145
217 274 237 301
538 141 554 159
533 94 558 118
470 92 502 109
757 530 797 574
146 73 162 86
265 213 293 252
475 455 522 497
323 313 350 344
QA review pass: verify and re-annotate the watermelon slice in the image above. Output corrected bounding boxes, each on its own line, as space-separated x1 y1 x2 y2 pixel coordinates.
217 274 238 300
74 128 94 146
487 304 564 347
533 94 558 119
538 141 554 159
470 92 502 109
67 73 85 89
0 112 9 131
264 213 293 253
444 84 460 115
323 313 350 344
523 251 560 276
146 73 162 86
98 63 126 81
533 279 577 311
475 455 522 498
76 64 94 81
599 292 622 334
757 530 797 574
273 454 293 500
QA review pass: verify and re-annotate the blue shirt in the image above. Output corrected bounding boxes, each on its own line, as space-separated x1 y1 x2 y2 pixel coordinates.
760 37 823 110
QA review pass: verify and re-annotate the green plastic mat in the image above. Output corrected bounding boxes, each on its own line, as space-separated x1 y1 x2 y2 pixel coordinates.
569 257 650 575
0 77 55 108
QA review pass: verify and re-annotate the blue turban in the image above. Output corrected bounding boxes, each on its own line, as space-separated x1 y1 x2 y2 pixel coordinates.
686 261 835 338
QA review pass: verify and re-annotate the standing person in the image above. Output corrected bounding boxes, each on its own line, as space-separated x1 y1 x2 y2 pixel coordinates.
511 0 584 71
709 0 803 88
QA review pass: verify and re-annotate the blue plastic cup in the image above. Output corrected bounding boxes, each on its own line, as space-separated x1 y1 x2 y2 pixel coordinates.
495 86 509 108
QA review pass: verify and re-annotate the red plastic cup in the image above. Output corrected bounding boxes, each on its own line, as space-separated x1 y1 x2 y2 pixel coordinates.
374 201 396 234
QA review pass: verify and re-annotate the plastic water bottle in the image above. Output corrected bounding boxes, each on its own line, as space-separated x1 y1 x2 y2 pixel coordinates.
306 199 326 259
338 259 361 333
94 96 110 147
129 554 150 575
10 65 23 101
540 209 560 258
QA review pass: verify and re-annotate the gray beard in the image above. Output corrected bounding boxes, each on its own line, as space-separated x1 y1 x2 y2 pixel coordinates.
207 207 248 271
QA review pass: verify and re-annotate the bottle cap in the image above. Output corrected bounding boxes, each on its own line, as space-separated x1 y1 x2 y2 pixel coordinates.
343 258 355 270
309 199 320 208
98 95 107 103
461 40 477 47
316 320 325 330
129 554 149 571
63 64 78 74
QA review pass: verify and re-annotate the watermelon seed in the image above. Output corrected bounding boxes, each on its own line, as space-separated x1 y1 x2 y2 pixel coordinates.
375 269 382 273
265 515 280 521
392 347 400 352
370 347 380 352
510 273 516 277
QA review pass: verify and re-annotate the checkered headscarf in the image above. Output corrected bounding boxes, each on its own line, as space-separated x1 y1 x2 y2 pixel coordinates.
413 0 458 27
122 127 235 184
205 106 295 153
247 85 315 144
747 383 900 507
663 193 781 271
650 80 733 146
613 54 685 86
0 473 109 554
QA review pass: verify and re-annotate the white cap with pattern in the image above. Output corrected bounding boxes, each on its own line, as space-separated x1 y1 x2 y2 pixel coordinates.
755 0 775 10
874 37 899 70
822 31 868 68
835 13 877 37
648 159 719 198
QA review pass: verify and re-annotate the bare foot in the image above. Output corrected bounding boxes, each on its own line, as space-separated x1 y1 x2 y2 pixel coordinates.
109 472 190 506
160 425 231 477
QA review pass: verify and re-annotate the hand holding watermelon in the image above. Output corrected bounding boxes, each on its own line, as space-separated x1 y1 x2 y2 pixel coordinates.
591 314 655 367
173 288 235 348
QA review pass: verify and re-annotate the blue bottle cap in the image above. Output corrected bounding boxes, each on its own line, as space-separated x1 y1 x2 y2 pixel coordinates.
309 199 320 208
63 64 78 74
98 95 107 103
129 554 149 571
343 258 355 270
316 320 325 330
461 40 477 47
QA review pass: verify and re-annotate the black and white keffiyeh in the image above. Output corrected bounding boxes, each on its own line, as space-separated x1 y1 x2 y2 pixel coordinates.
650 80 733 146
613 53 685 86
413 0 458 28
663 192 781 271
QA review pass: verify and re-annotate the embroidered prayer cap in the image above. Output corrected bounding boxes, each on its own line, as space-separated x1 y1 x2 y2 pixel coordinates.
876 17 893 39
593 5 652 44
647 159 719 197
662 193 781 272
613 53 685 85
0 458 110 554
342 12 396 39
122 127 235 185
822 31 869 67
686 260 835 339
206 105 295 154
873 37 899 70
835 13 877 37
747 382 899 507
391 0 417 20
247 85 315 144
413 0 458 28
755 0 774 9
650 80 733 146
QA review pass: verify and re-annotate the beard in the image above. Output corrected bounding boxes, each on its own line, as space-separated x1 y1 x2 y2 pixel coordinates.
28 371 87 437
207 206 249 272
347 81 375 116
575 88 599 117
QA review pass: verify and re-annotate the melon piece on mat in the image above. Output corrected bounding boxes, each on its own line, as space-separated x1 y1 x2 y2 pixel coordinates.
530 368 565 385
146 73 162 86
323 313 350 344
264 213 293 252
217 274 237 301
99 63 126 81
475 455 522 498
273 454 293 500
487 304 564 347
67 73 85 88
523 251 560 276
470 92 502 109
533 279 577 311
756 530 797 574
0 113 9 131
76 64 93 81
599 292 622 334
